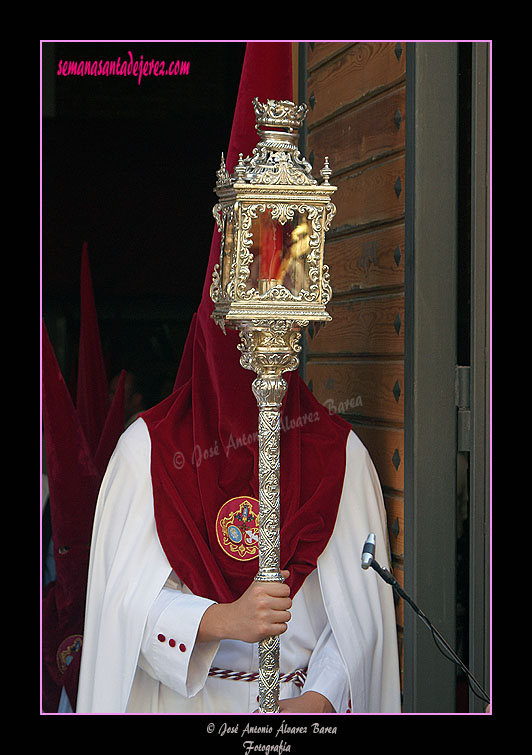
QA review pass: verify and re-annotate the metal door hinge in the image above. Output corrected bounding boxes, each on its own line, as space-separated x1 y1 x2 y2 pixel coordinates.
455 365 471 452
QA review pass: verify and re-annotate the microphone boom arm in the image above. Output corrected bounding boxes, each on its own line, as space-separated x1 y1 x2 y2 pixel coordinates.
361 534 490 707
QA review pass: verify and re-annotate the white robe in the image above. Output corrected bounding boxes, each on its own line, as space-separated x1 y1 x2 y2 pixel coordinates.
77 418 401 714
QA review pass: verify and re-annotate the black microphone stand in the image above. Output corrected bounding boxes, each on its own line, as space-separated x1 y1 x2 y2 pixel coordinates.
364 546 490 707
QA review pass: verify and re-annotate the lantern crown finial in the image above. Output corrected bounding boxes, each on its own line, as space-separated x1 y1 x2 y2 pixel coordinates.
252 98 308 134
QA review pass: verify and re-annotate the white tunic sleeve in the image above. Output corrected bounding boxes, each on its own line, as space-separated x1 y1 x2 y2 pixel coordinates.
302 623 350 713
138 585 219 697
77 419 175 713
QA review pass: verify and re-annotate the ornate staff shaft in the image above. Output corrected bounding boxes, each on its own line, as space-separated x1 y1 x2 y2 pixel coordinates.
209 98 337 714
239 322 302 713
253 374 286 713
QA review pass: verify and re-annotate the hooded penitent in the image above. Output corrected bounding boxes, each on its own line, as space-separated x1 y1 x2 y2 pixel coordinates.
42 244 126 712
141 42 351 606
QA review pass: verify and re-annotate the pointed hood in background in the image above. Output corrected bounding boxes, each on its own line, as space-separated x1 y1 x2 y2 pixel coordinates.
42 245 126 712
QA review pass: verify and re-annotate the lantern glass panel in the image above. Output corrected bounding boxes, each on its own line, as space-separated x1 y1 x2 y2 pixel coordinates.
248 207 311 295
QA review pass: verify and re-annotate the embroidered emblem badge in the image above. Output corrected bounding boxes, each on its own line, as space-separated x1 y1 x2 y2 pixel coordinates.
215 496 259 561
56 634 83 674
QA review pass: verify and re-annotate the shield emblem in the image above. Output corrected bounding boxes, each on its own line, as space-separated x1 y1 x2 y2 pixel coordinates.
215 496 259 561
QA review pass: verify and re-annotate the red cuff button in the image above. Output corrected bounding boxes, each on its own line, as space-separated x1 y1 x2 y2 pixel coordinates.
169 639 176 647
157 634 166 642
179 643 186 652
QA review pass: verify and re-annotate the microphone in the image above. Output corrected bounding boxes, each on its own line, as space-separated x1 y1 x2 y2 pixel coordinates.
361 533 376 569
360 533 490 707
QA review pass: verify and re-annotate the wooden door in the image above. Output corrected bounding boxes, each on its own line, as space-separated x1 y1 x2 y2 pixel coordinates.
301 41 407 694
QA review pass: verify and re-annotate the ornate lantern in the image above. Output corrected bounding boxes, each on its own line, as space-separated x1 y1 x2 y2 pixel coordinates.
210 98 337 713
